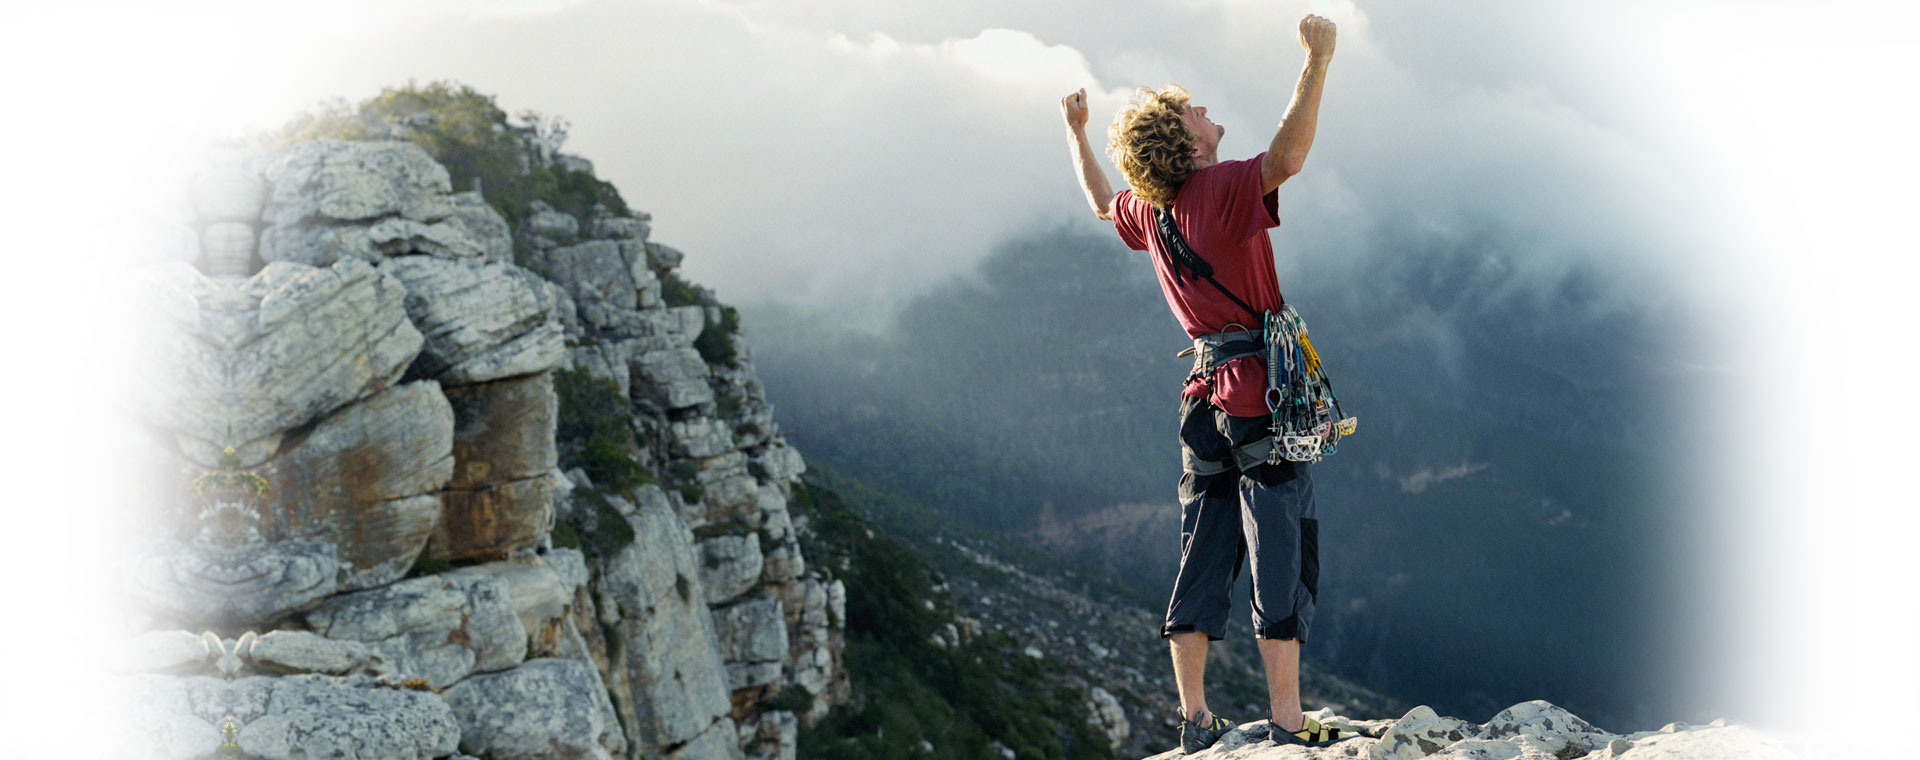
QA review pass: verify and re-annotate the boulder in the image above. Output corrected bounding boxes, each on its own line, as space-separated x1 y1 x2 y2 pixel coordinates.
259 139 454 228
1086 686 1130 752
1371 705 1485 760
235 674 461 760
115 673 460 760
304 565 528 689
243 629 387 676
136 259 424 468
379 256 564 384
442 659 617 760
258 380 454 590
631 347 714 410
647 241 685 270
1482 700 1611 755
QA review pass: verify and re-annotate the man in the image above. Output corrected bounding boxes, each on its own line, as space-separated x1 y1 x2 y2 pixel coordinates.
1058 13 1340 754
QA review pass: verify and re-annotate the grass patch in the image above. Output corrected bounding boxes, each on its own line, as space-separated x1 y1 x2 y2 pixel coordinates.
570 487 637 560
554 368 652 495
695 306 741 366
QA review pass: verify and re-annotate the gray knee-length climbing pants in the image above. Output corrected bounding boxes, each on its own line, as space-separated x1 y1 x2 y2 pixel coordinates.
1162 393 1319 642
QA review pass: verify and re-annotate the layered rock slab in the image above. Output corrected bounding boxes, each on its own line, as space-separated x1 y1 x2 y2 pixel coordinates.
594 490 735 753
136 258 424 468
259 379 454 590
378 255 564 384
442 658 618 760
304 564 529 689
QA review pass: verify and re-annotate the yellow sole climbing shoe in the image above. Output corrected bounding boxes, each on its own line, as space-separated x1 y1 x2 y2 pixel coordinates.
1268 714 1344 748
1179 710 1236 754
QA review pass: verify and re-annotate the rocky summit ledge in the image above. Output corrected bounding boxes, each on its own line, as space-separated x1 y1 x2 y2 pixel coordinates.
1143 700 1803 760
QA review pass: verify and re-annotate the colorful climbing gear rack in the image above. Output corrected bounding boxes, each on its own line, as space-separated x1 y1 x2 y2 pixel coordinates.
1263 305 1356 463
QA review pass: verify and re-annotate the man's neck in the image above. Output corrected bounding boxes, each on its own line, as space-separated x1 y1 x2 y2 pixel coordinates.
1193 149 1219 169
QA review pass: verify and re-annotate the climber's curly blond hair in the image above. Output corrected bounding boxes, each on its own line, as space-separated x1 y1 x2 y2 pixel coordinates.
1106 84 1197 208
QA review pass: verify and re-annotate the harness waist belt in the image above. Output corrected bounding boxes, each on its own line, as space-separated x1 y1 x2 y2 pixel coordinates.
1181 328 1266 386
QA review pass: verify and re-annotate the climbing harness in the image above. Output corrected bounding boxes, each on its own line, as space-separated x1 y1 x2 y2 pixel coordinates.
1155 206 1356 464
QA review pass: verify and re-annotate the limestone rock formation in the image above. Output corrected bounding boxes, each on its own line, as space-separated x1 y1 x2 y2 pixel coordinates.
117 673 461 760
121 111 842 760
304 564 529 689
259 380 454 590
378 255 564 384
137 258 424 468
594 492 736 752
442 658 619 760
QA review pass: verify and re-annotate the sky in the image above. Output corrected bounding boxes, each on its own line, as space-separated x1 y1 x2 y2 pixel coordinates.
3 0 1916 752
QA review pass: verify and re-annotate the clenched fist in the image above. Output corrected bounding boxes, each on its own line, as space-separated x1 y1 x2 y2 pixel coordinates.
1299 14 1336 59
1061 88 1090 130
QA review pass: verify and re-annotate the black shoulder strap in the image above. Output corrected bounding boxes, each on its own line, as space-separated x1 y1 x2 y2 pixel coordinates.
1153 205 1264 324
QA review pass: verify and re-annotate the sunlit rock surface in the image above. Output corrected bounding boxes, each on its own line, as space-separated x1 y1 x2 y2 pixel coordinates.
119 117 843 760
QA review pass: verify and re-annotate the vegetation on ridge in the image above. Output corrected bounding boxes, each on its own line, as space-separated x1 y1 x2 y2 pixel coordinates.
271 79 629 262
791 478 1116 760
553 367 645 558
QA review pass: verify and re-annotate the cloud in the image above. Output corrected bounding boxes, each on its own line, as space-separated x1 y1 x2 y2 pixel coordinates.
118 0 1709 325
1399 460 1491 494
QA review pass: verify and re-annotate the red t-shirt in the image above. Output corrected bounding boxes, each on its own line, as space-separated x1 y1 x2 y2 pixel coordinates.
1112 152 1283 417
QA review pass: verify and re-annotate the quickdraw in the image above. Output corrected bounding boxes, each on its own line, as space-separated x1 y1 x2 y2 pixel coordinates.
1263 305 1356 463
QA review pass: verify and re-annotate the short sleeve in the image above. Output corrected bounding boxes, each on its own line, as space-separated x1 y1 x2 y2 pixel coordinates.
1110 190 1151 251
1217 152 1281 240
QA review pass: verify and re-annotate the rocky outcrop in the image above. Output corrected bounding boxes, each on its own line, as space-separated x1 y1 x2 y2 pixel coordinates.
121 131 840 760
135 257 425 469
116 672 461 760
304 564 530 689
1142 701 1802 760
442 659 619 760
378 255 565 384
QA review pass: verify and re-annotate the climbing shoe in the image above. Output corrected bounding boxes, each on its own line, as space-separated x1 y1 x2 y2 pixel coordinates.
1179 709 1235 754
1267 713 1344 748
1268 714 1343 747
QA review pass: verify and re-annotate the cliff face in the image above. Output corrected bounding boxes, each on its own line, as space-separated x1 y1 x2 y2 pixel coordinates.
114 134 843 760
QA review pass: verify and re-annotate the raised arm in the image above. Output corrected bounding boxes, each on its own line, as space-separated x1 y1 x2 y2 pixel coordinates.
1061 88 1119 220
1262 14 1337 193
